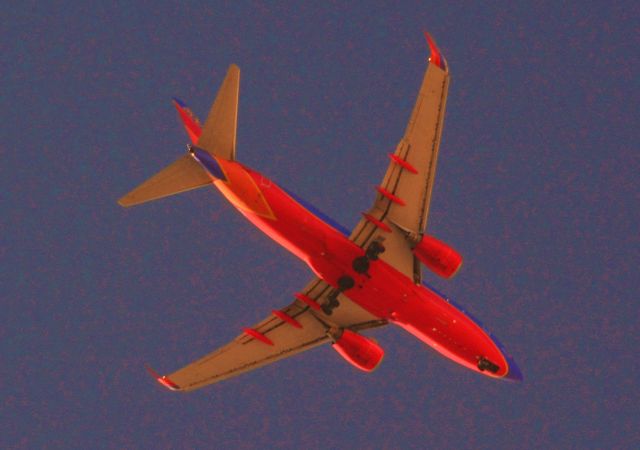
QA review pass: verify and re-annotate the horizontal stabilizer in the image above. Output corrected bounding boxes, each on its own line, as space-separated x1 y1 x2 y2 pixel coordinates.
118 154 211 207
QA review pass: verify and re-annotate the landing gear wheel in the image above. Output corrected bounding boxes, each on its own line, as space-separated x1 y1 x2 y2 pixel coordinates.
321 276 354 315
322 292 341 315
337 275 355 291
327 292 340 307
352 256 370 274
366 241 386 260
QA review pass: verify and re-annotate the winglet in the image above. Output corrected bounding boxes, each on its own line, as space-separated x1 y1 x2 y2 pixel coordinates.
145 364 181 391
423 31 447 71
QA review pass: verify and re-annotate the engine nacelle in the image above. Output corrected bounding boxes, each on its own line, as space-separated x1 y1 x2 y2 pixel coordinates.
413 235 463 279
331 329 384 372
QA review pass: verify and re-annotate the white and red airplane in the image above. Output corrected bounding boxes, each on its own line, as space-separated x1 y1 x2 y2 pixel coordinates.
119 33 522 392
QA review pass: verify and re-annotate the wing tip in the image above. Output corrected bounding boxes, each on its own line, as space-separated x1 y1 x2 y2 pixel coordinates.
117 195 134 207
423 31 447 71
145 364 182 391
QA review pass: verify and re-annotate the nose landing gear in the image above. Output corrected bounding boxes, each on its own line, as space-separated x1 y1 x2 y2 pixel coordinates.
477 357 500 374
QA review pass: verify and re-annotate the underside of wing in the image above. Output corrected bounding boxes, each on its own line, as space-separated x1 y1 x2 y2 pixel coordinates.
350 33 450 282
151 279 384 392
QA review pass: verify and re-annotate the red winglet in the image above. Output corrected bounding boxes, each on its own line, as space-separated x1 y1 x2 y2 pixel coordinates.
294 292 322 311
242 327 275 346
423 31 446 71
272 310 303 328
362 213 392 232
376 186 406 206
388 153 418 174
145 364 181 391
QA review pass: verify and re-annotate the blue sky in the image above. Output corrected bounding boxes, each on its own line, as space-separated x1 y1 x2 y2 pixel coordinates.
3 1 638 448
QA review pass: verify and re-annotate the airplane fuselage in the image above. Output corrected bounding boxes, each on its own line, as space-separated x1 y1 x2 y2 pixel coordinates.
192 148 517 379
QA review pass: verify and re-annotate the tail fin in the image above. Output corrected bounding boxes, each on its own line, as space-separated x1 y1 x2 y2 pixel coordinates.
117 64 240 208
172 98 202 144
198 64 240 161
118 154 211 207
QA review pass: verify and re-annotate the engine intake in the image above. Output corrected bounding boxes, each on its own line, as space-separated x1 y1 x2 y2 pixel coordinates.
413 235 463 279
331 329 384 372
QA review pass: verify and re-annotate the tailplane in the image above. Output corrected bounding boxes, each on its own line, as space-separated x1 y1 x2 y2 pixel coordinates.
117 153 211 207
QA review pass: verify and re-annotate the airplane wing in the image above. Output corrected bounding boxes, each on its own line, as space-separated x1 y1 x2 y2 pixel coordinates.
150 278 384 392
349 33 450 282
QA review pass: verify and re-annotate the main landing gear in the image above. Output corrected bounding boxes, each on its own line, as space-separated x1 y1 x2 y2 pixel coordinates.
322 275 354 315
322 241 386 316
352 240 386 276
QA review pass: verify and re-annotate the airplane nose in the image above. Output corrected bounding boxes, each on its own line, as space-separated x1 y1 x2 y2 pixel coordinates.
503 355 524 382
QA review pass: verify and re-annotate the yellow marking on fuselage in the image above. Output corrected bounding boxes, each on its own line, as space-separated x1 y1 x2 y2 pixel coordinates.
213 157 276 220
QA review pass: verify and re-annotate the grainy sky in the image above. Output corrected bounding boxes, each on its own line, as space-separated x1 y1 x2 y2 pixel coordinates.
3 1 638 448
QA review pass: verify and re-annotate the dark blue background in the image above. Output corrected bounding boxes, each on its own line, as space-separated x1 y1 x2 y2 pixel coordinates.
3 2 638 448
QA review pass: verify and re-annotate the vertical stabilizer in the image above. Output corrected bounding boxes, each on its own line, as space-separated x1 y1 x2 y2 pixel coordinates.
197 64 240 161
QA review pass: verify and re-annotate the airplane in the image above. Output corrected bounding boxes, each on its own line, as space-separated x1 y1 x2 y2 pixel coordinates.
119 32 522 392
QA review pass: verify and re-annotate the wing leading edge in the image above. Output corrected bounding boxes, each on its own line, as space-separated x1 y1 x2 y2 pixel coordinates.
350 33 450 282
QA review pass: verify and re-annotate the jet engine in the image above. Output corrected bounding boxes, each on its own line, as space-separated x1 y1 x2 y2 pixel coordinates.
413 235 463 278
331 329 384 372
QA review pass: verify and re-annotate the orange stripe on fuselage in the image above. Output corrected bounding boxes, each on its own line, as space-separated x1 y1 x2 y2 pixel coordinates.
212 158 276 220
208 158 332 268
